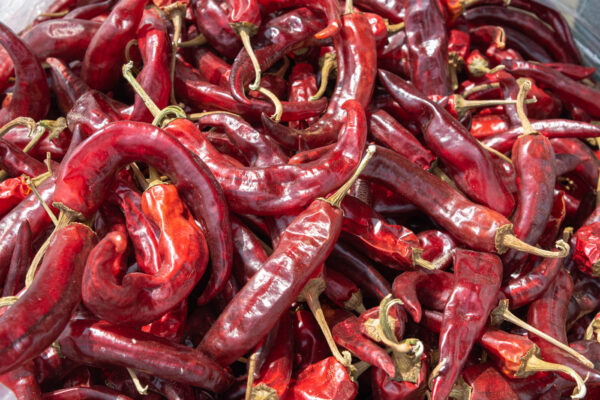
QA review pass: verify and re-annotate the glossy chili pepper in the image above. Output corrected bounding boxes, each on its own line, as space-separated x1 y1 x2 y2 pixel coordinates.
286 357 357 400
371 352 429 400
193 0 241 59
354 0 403 23
470 114 509 139
46 58 91 115
539 190 567 249
0 362 42 400
81 0 147 91
378 69 515 217
64 0 115 19
0 223 96 375
0 22 49 126
193 46 232 88
174 59 327 123
550 138 600 189
491 70 521 127
0 139 47 178
260 9 376 149
230 216 268 284
368 109 435 170
166 100 365 215
0 177 29 218
573 220 600 277
61 366 93 389
417 230 456 270
258 0 340 39
66 90 123 137
293 308 330 371
41 386 134 400
129 9 171 123
448 28 471 62
198 146 372 366
324 268 364 313
141 300 187 343
503 60 600 118
1 221 31 297
502 257 563 309
287 62 318 131
404 0 449 98
57 318 233 392
392 270 454 323
482 120 600 154
0 19 100 92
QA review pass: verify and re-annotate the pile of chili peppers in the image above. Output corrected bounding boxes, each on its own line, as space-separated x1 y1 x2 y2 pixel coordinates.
3 0 600 398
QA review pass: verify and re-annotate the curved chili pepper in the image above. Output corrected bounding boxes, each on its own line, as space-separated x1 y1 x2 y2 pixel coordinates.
260 10 376 148
286 357 357 400
66 91 122 137
430 249 503 400
41 386 134 400
354 0 403 23
491 70 521 127
0 139 47 178
417 230 456 270
57 318 233 392
482 120 600 154
378 69 515 217
378 30 410 80
65 0 115 19
293 308 330 371
129 9 171 123
231 216 268 284
0 177 30 219
165 100 365 215
0 22 49 126
83 184 208 326
0 362 42 400
258 0 340 39
0 223 96 375
359 303 406 344
550 138 600 189
81 0 147 91
46 58 91 115
174 59 327 123
1 221 31 297
502 257 563 309
52 121 232 306
324 268 364 313
368 109 435 170
404 0 449 98
193 0 241 59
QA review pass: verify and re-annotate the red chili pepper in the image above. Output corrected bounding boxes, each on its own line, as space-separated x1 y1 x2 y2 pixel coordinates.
551 138 600 189
258 0 340 39
0 176 30 218
0 139 47 178
543 62 596 81
166 100 366 215
231 216 268 284
470 114 509 139
42 386 134 400
370 353 429 400
378 69 515 217
430 249 502 400
287 62 318 131
0 22 50 126
64 0 115 20
141 300 188 342
286 356 357 400
193 0 241 59
358 303 406 344
0 223 96 375
323 268 364 313
261 9 376 149
354 0 403 23
81 0 147 91
1 221 31 298
57 318 233 392
293 308 330 371
459 363 520 400
0 362 42 400
404 0 450 98
66 90 123 137
538 190 567 249
368 109 435 170
502 257 564 309
129 9 171 123
392 270 454 323
46 58 91 116
193 46 232 88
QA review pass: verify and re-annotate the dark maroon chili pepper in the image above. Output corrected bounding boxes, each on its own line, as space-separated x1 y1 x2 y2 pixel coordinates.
57 318 233 392
482 120 600 154
377 30 410 80
64 0 115 19
392 270 454 322
293 307 329 371
46 57 91 115
492 70 521 127
417 230 456 270
258 0 341 39
42 386 134 400
550 138 600 189
174 59 327 123
329 242 391 302
323 267 364 313
287 144 334 165
231 216 268 284
368 109 435 170
1 222 31 297
129 8 171 123
66 90 124 137
503 59 600 118
332 315 396 378
543 63 596 81
0 362 42 400
81 0 147 91
193 0 241 59
501 26 554 64
0 223 96 375
430 249 502 400
260 9 377 149
468 25 506 52
0 174 56 284
0 139 47 178
539 190 567 249
0 22 49 126
166 101 366 215
503 257 564 309
404 0 450 98
354 0 404 23
377 70 515 217
195 112 288 167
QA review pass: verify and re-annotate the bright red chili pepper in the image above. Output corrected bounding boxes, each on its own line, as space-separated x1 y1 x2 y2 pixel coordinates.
417 230 456 270
354 0 403 23
286 356 357 400
287 62 318 131
0 176 30 218
392 270 454 323
502 257 564 309
323 267 364 313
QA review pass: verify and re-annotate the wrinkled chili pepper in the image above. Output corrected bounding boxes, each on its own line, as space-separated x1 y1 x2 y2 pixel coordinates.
371 353 429 400
288 62 318 131
286 357 357 400
46 57 91 115
459 363 520 400
258 0 340 39
417 230 456 270
0 139 47 178
293 308 330 371
502 257 564 309
193 0 241 59
324 268 364 313
354 0 403 23
378 69 515 217
392 270 454 323
64 0 115 19
0 176 30 218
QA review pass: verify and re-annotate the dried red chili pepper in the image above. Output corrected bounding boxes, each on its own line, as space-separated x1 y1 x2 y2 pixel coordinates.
417 230 456 270
354 0 403 23
551 138 600 189
287 62 318 131
193 0 241 59
543 62 596 81
392 270 454 323
377 30 410 79
258 0 340 39
0 177 30 218
404 0 449 98
286 357 357 400
458 363 520 400
261 8 376 148
323 268 364 313
64 0 115 19
378 69 515 217
1 222 31 298
198 145 374 366
0 22 49 126
46 58 91 116
430 249 502 400
41 386 134 400
538 190 567 249
0 222 96 375
502 257 563 309
81 0 147 91
0 361 42 400
359 303 406 345
0 139 47 178
57 318 233 392
65 90 123 137
371 353 429 400
293 308 330 371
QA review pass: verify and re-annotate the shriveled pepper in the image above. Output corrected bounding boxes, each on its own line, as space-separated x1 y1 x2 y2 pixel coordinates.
0 176 30 218
285 357 357 400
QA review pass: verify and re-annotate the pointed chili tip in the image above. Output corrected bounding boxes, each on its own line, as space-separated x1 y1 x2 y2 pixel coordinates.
314 21 341 40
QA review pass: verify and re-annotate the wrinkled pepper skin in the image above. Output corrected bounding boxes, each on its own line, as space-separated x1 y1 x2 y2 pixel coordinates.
286 357 357 400
392 270 454 323
502 257 563 309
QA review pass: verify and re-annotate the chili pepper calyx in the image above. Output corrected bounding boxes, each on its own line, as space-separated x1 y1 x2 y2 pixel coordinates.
179 33 208 48
250 383 278 400
245 353 259 400
344 290 366 314
412 248 437 270
448 375 472 400
524 354 587 399
495 225 570 258
584 313 600 341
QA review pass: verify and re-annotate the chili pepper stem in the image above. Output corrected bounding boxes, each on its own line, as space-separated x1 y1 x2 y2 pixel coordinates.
584 314 600 341
462 82 500 98
524 355 587 399
309 53 336 102
25 177 58 226
126 368 148 395
250 383 277 400
245 353 258 400
378 295 422 354
130 163 149 190
352 361 371 379
151 105 187 128
495 225 570 258
300 278 354 368
454 95 536 113
0 296 18 307
323 145 376 208
343 291 366 314
122 61 161 117
344 0 354 15
124 39 139 66
238 28 262 91
516 78 537 136
270 56 290 79
412 248 437 270
256 87 283 123
491 299 594 368
39 10 69 18
478 140 513 164
163 2 186 105
468 58 505 77
179 33 207 48
0 117 36 138
386 21 405 34
448 53 463 92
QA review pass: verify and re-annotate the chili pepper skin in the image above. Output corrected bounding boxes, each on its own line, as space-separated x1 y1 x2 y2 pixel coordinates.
543 63 596 81
231 216 268 284
57 318 233 392
392 270 454 323
83 184 209 326
65 0 115 19
551 138 600 189
129 9 171 123
193 47 231 88
261 11 376 149
378 70 515 217
82 0 147 91
174 59 327 123
539 191 567 249
371 353 429 400
288 62 318 131
258 0 340 39
417 230 456 270
193 0 241 59
286 357 357 400
0 22 49 126
0 139 47 178
324 268 362 311
166 101 366 215
46 57 90 115
41 386 134 400
502 257 563 309
482 120 600 154
354 0 403 23
368 110 435 170
573 223 600 277
0 223 95 375
503 60 600 118
66 91 122 137
0 362 42 400
0 177 30 219
470 114 508 139
1 222 31 298
460 363 520 400
404 0 449 98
